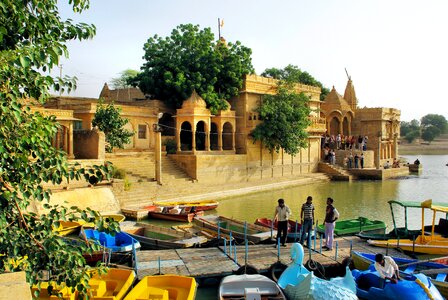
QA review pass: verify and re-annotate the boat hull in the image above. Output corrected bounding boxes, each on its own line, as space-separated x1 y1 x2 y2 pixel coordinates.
81 229 141 252
255 218 302 240
194 215 274 243
317 217 386 236
367 236 448 255
153 200 219 211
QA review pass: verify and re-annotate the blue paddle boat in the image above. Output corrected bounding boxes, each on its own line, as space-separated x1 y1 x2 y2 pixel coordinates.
277 243 358 300
352 266 443 300
81 229 141 252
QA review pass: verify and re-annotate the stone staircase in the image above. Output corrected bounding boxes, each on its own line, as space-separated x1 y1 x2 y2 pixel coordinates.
318 162 353 181
106 151 156 182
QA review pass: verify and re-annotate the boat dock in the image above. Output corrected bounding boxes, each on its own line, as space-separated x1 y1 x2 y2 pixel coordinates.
134 236 409 282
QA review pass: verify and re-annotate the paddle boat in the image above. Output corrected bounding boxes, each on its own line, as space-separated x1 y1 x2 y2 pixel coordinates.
357 199 448 240
80 228 141 252
146 205 204 222
277 243 358 299
367 200 448 255
122 222 207 249
352 267 443 300
255 218 302 240
193 215 274 244
352 251 448 298
123 274 196 300
153 199 219 211
316 216 386 236
219 274 286 299
32 268 135 300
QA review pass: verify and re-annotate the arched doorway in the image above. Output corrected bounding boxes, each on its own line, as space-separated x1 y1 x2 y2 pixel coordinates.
343 117 350 136
210 123 218 150
222 122 233 150
180 121 192 151
195 121 206 151
330 117 340 136
160 113 175 137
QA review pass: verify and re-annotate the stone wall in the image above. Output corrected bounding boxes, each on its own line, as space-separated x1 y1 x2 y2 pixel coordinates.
0 272 31 300
74 129 105 159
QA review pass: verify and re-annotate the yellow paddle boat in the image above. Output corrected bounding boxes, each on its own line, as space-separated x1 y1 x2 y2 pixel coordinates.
368 199 448 255
32 269 135 300
124 275 197 300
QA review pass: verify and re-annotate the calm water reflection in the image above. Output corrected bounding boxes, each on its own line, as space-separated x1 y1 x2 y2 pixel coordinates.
214 155 448 234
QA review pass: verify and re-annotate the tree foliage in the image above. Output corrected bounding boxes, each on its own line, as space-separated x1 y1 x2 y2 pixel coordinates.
261 64 330 101
421 114 447 134
92 100 134 152
400 119 420 137
0 0 119 297
110 69 139 89
132 24 254 113
421 126 440 144
251 81 311 155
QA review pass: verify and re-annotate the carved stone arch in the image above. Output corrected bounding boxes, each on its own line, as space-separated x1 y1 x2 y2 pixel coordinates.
222 122 233 150
180 121 192 151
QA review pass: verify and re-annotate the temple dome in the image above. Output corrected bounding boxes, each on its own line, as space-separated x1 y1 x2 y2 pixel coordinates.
182 90 207 109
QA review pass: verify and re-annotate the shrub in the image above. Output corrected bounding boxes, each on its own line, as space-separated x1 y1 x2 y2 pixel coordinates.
163 138 177 154
112 167 127 179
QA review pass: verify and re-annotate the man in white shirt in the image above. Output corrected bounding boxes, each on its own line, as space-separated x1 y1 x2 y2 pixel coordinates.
323 197 339 250
374 253 400 284
273 198 291 247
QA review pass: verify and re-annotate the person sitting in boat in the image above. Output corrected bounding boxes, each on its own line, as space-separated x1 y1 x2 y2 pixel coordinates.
392 158 400 168
414 159 420 165
374 253 400 284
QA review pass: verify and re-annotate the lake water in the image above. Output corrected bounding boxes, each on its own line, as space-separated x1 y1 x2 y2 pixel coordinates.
158 154 448 299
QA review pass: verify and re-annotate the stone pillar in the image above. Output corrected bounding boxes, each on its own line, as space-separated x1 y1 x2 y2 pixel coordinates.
393 134 398 159
206 131 210 151
339 118 343 135
67 123 74 159
232 131 236 151
218 130 223 151
155 130 162 185
192 128 196 153
376 136 381 169
176 126 181 152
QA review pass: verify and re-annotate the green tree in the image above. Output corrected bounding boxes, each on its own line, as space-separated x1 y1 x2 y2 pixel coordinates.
251 81 311 155
132 24 254 113
110 69 139 89
92 100 134 153
0 0 119 297
261 65 330 101
404 130 420 143
421 126 440 144
421 114 447 134
400 119 420 137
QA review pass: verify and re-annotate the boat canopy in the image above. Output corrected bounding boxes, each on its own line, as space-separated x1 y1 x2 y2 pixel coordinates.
388 199 448 208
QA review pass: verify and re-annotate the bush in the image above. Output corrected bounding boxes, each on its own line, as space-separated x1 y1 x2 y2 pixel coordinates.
112 167 127 179
163 138 177 154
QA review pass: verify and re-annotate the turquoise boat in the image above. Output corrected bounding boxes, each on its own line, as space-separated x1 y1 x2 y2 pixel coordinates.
277 243 358 300
317 217 386 236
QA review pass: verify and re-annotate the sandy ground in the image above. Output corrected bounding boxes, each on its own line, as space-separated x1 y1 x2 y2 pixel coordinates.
399 135 448 155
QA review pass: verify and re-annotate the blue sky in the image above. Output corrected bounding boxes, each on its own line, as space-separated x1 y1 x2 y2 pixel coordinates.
57 0 448 121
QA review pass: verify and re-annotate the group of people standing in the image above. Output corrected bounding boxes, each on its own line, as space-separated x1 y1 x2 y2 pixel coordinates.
321 133 368 151
273 197 339 250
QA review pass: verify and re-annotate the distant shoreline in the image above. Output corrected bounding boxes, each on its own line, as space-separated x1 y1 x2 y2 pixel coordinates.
399 138 448 155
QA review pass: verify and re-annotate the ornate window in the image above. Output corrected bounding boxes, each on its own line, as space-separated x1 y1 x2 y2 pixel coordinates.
138 124 146 139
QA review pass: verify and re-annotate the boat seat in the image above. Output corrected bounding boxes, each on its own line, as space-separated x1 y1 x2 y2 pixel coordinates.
169 208 182 214
404 265 416 273
436 273 447 282
154 207 164 213
99 232 116 247
245 287 262 300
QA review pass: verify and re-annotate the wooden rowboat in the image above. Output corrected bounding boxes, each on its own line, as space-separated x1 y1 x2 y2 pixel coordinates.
53 220 84 236
80 229 141 252
316 216 386 236
153 199 219 211
124 275 196 300
255 218 302 240
193 215 274 244
147 205 204 222
122 223 207 249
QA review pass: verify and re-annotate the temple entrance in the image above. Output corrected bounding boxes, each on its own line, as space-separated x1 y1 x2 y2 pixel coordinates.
195 121 206 151
160 113 175 136
343 117 350 136
210 123 218 150
330 117 340 136
222 122 233 150
180 121 192 151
